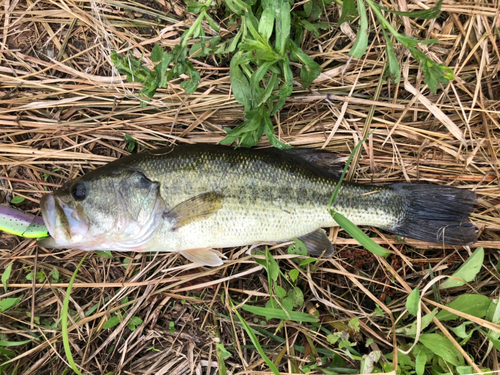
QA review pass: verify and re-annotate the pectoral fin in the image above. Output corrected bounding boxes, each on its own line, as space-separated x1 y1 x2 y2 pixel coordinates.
298 229 334 257
180 248 226 267
163 192 223 230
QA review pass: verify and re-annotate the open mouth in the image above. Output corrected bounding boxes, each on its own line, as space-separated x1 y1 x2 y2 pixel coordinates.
40 193 90 243
40 193 56 238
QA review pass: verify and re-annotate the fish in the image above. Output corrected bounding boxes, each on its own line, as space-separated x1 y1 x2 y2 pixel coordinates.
38 144 477 266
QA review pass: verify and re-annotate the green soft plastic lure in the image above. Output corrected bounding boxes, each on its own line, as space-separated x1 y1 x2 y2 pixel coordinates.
0 205 48 238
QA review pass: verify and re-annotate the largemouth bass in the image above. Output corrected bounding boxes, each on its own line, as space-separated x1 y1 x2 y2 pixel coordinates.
39 145 476 266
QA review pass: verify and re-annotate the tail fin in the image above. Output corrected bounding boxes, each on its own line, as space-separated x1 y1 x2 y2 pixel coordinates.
390 184 477 246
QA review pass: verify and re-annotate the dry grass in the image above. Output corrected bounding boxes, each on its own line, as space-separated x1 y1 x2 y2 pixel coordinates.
0 0 499 373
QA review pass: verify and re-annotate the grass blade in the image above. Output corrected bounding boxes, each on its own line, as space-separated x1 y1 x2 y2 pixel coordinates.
62 254 88 375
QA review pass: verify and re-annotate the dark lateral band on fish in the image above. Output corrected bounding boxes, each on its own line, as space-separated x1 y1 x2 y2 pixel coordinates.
33 144 476 266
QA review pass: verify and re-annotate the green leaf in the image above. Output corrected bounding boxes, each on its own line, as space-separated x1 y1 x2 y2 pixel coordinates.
185 0 205 13
266 248 280 282
240 304 318 322
275 0 291 55
382 29 401 83
289 269 299 283
287 239 308 256
2 263 12 292
288 287 304 308
287 40 321 88
339 0 358 25
396 308 438 336
406 288 420 316
349 0 369 58
415 351 427 375
436 294 491 321
124 133 136 153
103 316 121 330
0 297 22 313
0 339 32 347
418 334 464 366
332 212 391 257
151 44 163 63
95 250 113 258
449 322 473 339
10 196 25 205
275 285 287 299
299 258 316 267
51 267 60 282
215 342 231 360
440 247 484 289
376 0 443 19
263 115 292 149
258 8 274 41
232 301 280 375
230 53 252 111
127 316 143 331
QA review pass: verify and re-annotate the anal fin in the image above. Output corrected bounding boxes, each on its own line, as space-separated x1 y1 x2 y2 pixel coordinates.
298 229 334 257
179 248 226 267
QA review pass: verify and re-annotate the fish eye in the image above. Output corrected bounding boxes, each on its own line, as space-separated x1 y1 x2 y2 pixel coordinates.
71 182 87 201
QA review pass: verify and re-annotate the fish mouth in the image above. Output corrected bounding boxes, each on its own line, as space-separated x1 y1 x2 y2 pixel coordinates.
40 193 56 239
40 193 90 246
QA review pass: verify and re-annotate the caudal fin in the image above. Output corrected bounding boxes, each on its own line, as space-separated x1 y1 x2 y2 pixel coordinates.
390 184 477 246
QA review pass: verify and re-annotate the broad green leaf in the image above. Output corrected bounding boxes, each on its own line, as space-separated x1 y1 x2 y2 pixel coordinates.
406 288 420 316
241 304 318 322
289 269 299 282
275 285 287 299
436 294 491 321
10 196 25 205
440 247 484 289
415 351 427 375
127 316 143 331
2 263 12 292
258 8 274 41
349 0 369 58
288 287 304 308
95 250 113 258
0 297 22 313
288 239 307 256
266 248 279 282
275 0 291 55
229 53 252 111
449 322 473 339
396 308 438 336
151 44 163 62
299 258 316 267
332 212 391 257
418 334 464 366
103 316 121 330
339 0 358 25
456 367 473 375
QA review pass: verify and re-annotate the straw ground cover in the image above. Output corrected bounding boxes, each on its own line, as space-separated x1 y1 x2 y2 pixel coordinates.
0 0 499 373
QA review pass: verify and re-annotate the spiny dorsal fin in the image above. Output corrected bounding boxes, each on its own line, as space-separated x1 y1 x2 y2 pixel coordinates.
163 192 223 230
298 229 335 257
